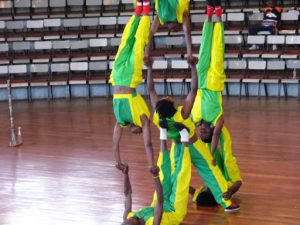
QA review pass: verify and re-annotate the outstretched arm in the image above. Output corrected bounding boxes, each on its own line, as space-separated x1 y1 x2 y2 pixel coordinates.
112 122 123 168
121 164 132 221
211 116 224 165
182 13 193 63
141 115 155 171
153 140 166 225
144 16 160 66
146 57 159 110
181 56 198 119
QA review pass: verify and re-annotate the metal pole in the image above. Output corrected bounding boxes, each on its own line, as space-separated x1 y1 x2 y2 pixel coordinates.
7 80 22 147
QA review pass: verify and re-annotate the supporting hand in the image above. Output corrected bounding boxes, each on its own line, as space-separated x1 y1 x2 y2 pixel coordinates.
116 162 129 174
187 56 198 67
144 55 153 67
149 165 160 177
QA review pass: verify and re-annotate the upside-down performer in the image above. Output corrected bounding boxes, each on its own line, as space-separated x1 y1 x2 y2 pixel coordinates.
146 54 240 212
144 0 193 65
110 9 157 174
191 0 242 204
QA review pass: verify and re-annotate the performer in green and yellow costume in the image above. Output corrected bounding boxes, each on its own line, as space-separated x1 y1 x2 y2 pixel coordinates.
146 56 240 212
144 0 193 66
110 14 156 175
121 139 191 225
191 4 242 202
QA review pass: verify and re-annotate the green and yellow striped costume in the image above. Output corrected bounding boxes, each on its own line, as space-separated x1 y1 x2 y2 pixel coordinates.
153 107 232 208
192 128 243 201
110 15 150 88
127 146 191 225
192 21 242 192
113 93 150 128
155 0 189 24
215 126 242 186
110 15 151 127
191 21 225 126
153 106 195 142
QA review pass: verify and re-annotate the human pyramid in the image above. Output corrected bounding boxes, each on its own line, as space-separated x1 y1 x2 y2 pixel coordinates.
110 0 243 224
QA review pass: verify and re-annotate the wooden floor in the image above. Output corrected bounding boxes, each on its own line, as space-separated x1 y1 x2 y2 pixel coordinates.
0 97 300 225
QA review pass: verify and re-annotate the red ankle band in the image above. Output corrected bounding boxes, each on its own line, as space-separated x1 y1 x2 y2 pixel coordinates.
207 5 214 17
143 0 150 15
215 6 222 17
135 4 142 15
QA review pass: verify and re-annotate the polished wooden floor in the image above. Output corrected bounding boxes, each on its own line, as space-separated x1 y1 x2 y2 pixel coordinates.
0 97 300 225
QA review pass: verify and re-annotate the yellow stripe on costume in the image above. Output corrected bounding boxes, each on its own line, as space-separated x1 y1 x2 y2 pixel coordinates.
170 142 176 175
155 0 189 24
127 212 135 219
131 16 150 88
191 90 223 126
192 140 231 207
173 106 196 139
212 92 223 125
221 126 242 183
206 22 226 91
172 146 191 221
113 93 134 99
176 0 189 23
145 217 154 225
116 15 137 60
191 89 203 124
154 0 165 25
132 94 150 127
113 93 150 128
109 15 137 86
192 188 202 202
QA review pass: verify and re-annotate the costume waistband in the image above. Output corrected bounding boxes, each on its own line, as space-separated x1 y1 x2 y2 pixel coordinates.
113 93 138 99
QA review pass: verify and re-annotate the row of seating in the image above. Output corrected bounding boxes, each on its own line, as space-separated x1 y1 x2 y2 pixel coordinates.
0 0 298 19
0 1 299 99
1 59 299 81
1 0 297 9
1 34 300 65
1 10 299 31
0 16 127 38
158 34 300 58
0 60 110 99
0 11 299 47
0 0 132 18
0 59 299 98
0 0 121 8
198 0 299 9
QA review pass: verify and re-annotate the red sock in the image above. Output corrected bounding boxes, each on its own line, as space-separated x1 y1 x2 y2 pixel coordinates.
135 0 142 15
206 5 214 17
143 0 150 15
215 6 222 17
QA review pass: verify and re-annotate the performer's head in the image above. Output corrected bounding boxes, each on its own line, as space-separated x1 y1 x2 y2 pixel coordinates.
129 124 142 134
195 190 218 207
155 97 177 119
166 21 181 32
197 120 214 143
122 217 140 225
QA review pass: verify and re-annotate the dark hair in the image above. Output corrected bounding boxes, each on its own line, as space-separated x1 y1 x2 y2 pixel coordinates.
196 191 218 207
199 120 214 143
155 99 177 118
